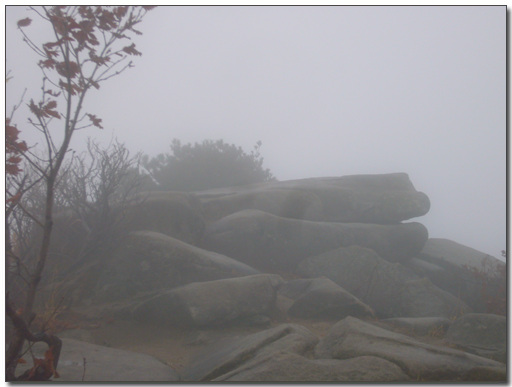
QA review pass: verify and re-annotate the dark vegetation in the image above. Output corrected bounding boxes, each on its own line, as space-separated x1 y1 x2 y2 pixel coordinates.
142 139 276 192
463 253 506 316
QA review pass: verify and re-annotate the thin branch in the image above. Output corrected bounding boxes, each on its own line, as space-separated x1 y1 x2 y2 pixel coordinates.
8 89 28 122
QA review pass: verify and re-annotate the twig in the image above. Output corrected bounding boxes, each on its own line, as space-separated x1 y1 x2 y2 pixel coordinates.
82 357 86 381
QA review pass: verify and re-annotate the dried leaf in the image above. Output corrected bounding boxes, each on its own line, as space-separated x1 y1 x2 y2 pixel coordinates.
122 43 142 56
87 113 103 129
17 17 32 27
39 59 56 69
46 100 57 110
89 79 100 89
56 61 80 78
45 89 61 97
6 164 22 176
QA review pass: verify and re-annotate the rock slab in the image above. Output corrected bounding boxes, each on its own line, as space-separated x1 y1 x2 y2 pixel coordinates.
445 313 507 363
217 352 410 382
183 323 318 381
16 339 179 382
132 274 283 327
298 245 470 318
94 230 259 302
410 238 506 313
198 173 430 224
279 277 374 320
123 191 205 244
203 209 428 271
315 316 506 381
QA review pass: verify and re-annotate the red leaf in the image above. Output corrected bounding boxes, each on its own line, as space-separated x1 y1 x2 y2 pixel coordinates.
46 100 57 110
50 15 68 36
43 100 60 119
17 17 32 27
89 79 100 89
58 79 82 95
7 192 22 205
29 100 43 117
39 59 56 69
87 114 103 129
56 61 80 78
97 10 117 31
43 41 61 49
89 51 109 66
7 156 22 165
44 47 59 58
45 89 61 97
114 6 128 19
5 120 20 138
6 164 22 176
78 6 94 19
45 109 61 119
122 43 142 56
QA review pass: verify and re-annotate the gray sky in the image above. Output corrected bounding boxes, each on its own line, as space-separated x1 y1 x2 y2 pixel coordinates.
5 6 506 258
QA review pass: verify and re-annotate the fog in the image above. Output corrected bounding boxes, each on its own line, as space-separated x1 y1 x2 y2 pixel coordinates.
5 6 506 258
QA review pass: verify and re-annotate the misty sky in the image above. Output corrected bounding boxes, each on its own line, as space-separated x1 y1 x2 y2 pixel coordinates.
5 6 506 258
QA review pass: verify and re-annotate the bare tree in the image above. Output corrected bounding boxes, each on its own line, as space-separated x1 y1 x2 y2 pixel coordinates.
5 6 154 380
56 139 145 274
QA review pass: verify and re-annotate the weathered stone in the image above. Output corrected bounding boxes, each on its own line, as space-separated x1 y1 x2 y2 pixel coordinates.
315 316 505 382
38 191 205 283
411 238 506 312
399 278 471 318
201 187 325 222
202 209 428 271
198 173 430 224
380 317 451 337
182 323 318 381
123 191 205 244
298 246 469 318
280 278 374 320
445 313 506 363
418 238 503 271
216 352 410 382
131 274 283 327
93 231 259 303
15 339 179 382
27 191 207 307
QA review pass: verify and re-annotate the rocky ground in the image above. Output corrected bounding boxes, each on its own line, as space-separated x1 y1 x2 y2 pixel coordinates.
12 173 506 382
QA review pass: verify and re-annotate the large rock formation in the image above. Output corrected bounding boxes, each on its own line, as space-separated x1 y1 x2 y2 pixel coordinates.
198 173 430 224
123 191 206 244
38 191 205 283
405 238 505 313
41 230 260 307
278 277 374 320
297 245 469 318
202 209 428 271
17 172 506 383
92 231 260 303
